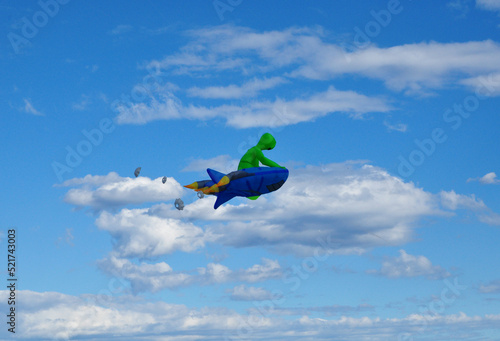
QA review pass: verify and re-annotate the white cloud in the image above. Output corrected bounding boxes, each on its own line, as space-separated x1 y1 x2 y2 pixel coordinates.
114 86 392 128
98 255 282 293
229 285 276 301
461 72 500 96
384 120 408 132
467 172 500 184
479 279 500 293
196 258 282 285
96 208 205 258
440 190 500 226
477 0 500 12
439 190 487 210
62 163 500 260
148 25 500 94
115 26 500 128
57 172 126 187
61 172 184 210
480 172 500 184
237 258 282 283
326 40 500 94
98 254 193 292
201 163 440 255
2 290 500 341
187 77 286 99
22 98 44 116
368 250 451 280
478 212 500 225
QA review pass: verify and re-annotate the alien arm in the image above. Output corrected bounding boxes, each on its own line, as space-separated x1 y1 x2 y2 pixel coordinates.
256 149 282 168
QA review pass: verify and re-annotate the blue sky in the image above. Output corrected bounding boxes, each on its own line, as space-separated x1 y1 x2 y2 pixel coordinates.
1 0 500 340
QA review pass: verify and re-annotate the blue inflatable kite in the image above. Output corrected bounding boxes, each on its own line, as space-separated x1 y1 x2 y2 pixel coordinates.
185 167 289 209
184 133 288 209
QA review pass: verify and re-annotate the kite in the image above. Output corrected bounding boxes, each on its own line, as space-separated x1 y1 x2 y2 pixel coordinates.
184 133 288 209
134 167 141 177
162 176 167 184
185 167 288 209
174 198 184 210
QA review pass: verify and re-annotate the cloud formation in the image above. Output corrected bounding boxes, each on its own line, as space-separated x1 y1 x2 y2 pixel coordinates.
112 25 500 128
96 208 205 258
368 250 451 280
2 290 499 341
62 162 500 262
61 172 184 210
187 77 287 99
114 86 392 128
98 255 282 293
467 171 500 184
149 25 500 93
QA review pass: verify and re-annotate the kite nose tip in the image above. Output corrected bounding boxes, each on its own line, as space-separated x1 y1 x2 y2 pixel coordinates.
184 182 198 189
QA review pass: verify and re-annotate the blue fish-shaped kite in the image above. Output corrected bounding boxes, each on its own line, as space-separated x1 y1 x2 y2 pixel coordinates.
184 167 289 209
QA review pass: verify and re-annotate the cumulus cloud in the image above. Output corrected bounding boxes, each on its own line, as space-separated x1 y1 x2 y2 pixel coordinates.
368 250 451 280
201 163 440 255
467 172 500 184
98 255 282 293
98 255 193 292
61 172 184 210
439 190 487 210
96 208 205 258
1 290 499 341
62 163 500 261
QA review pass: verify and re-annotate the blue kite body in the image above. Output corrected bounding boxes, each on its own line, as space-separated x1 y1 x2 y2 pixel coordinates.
185 167 289 209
